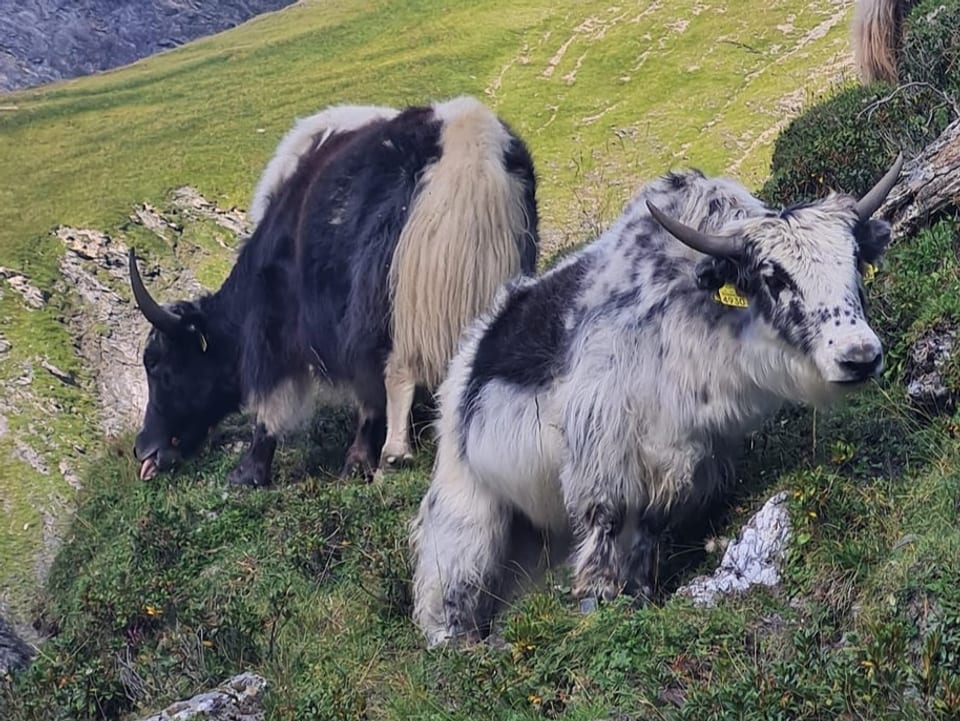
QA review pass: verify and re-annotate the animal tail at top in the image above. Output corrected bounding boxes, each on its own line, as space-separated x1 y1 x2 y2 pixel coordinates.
851 0 912 85
388 95 537 388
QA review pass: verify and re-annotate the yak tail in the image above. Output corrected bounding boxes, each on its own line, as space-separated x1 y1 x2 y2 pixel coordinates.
851 0 909 85
248 104 400 227
388 96 536 388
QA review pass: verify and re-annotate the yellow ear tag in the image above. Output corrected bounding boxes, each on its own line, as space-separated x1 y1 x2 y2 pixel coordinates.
198 333 208 353
861 262 877 283
714 282 749 308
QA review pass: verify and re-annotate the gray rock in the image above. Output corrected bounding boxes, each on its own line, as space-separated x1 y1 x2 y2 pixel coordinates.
171 186 251 240
0 267 45 309
135 672 268 721
0 613 33 675
905 323 957 414
678 492 792 606
0 1 298 93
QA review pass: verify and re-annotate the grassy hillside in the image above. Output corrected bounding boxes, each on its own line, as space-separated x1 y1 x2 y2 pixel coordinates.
0 0 859 628
8 0 959 718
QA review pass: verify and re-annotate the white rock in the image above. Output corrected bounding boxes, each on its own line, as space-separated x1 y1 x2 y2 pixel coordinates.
678 492 792 606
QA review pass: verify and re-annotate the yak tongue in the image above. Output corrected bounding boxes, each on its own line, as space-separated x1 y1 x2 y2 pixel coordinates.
139 457 158 481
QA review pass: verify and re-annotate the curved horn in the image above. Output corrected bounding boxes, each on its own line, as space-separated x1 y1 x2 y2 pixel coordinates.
128 248 183 335
646 200 744 257
855 152 904 221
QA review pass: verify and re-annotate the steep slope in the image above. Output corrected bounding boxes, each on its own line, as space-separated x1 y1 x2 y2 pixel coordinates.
0 0 858 664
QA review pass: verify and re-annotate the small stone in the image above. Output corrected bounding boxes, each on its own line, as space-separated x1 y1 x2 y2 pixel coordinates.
0 268 45 309
134 672 268 721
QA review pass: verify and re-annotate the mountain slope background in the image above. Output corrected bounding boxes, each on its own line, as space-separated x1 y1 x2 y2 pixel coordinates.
7 0 960 718
0 0 298 92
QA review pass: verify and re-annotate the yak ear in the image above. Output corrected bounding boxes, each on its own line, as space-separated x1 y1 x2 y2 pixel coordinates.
856 218 893 265
696 256 741 291
179 313 210 354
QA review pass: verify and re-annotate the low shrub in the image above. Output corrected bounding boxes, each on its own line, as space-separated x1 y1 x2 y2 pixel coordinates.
760 83 949 207
900 0 960 100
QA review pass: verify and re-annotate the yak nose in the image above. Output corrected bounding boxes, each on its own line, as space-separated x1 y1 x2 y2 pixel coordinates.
839 341 883 380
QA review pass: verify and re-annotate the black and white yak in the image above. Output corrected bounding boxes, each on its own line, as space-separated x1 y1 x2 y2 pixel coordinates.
128 96 539 486
852 0 917 84
409 153 903 647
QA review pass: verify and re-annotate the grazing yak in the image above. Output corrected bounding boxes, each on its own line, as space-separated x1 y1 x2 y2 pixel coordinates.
852 0 916 84
128 96 539 486
410 153 903 647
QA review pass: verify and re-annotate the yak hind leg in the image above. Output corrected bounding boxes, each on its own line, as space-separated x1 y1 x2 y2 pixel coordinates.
380 355 417 471
340 403 386 480
410 454 513 648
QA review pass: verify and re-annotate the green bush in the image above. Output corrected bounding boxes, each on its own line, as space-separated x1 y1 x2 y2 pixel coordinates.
901 0 960 100
759 83 950 207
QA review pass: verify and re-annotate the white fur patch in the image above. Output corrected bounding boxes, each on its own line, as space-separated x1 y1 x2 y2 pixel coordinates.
248 104 400 227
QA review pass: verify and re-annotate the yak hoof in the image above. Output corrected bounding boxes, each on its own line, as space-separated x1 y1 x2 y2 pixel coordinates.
227 461 270 488
339 448 376 481
380 451 415 472
578 596 600 614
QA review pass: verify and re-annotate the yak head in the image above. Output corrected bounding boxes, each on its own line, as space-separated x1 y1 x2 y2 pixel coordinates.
128 250 241 479
648 153 902 395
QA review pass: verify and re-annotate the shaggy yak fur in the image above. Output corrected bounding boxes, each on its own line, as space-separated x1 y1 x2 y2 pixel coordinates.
409 154 903 648
128 96 539 486
852 0 917 84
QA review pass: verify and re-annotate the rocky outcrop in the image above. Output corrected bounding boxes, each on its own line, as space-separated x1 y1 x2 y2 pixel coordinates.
135 672 268 721
0 1 298 93
678 492 792 606
904 322 958 414
53 185 241 439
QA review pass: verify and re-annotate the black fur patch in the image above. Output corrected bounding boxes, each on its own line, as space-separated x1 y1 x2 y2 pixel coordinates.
854 217 892 264
460 258 592 431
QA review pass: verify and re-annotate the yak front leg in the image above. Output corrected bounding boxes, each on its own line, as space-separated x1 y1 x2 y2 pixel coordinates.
229 374 314 487
568 500 629 611
380 355 417 471
568 501 662 611
620 515 659 604
227 422 278 488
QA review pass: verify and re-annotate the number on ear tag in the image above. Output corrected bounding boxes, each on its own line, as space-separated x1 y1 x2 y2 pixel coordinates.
714 282 749 308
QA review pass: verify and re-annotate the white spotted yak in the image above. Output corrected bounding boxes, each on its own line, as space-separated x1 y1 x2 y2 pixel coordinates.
409 153 903 647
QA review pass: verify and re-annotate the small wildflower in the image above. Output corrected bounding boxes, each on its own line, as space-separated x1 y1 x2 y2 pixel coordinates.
144 604 162 617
